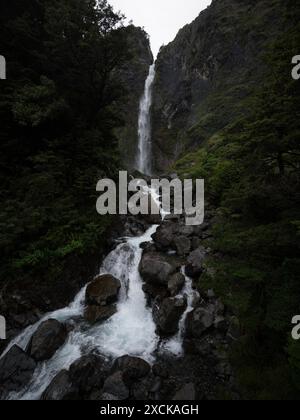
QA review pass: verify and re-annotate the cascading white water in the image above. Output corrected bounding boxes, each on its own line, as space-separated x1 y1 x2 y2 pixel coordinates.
3 224 160 400
136 64 156 175
84 225 159 360
161 268 199 356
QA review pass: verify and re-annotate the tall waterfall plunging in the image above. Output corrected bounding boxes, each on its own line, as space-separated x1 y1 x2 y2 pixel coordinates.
136 64 156 175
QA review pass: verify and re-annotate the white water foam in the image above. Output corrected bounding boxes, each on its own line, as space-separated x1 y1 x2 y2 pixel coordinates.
160 268 199 357
81 225 160 361
4 225 160 400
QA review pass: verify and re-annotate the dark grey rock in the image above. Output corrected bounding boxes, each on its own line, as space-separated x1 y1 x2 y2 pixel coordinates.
185 247 207 278
153 296 187 336
186 306 214 338
112 356 151 384
173 383 196 400
85 275 121 307
214 316 227 332
69 355 107 394
28 319 68 362
41 370 78 400
84 305 117 325
0 345 36 398
152 223 175 250
139 252 176 286
174 236 191 256
168 272 185 296
102 371 129 400
152 362 169 379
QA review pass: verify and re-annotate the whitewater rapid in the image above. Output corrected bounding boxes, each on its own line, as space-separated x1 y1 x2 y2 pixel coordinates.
4 224 159 400
2 215 197 400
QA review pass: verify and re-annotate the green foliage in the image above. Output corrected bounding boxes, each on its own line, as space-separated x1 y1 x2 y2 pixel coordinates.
0 0 129 284
12 77 68 127
175 12 300 399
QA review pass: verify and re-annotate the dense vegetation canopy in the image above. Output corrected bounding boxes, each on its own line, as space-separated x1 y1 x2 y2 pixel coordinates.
0 0 128 284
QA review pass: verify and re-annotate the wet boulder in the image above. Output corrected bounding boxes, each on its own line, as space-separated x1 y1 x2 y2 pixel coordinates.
142 283 170 303
185 246 207 278
132 374 159 400
174 236 191 256
151 223 175 250
69 355 108 395
140 242 156 253
41 370 78 400
0 345 36 398
139 252 176 286
177 224 195 237
84 305 117 324
186 306 214 338
153 296 187 336
112 356 151 384
85 275 121 307
102 371 129 400
27 319 68 362
168 272 185 296
84 274 121 325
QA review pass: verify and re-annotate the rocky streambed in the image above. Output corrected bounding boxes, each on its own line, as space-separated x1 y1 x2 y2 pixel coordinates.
0 203 241 400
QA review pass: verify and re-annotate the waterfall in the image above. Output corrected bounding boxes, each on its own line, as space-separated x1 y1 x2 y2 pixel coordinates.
136 64 156 175
3 224 160 400
0 60 199 399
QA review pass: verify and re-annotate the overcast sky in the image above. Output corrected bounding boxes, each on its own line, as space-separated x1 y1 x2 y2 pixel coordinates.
109 0 212 57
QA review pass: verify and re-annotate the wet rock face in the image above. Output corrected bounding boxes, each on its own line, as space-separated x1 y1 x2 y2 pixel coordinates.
0 345 36 399
152 0 286 172
84 275 121 324
85 275 121 307
168 272 185 296
153 296 187 336
139 252 176 286
69 355 108 395
102 371 129 400
152 223 176 251
42 370 78 401
112 356 151 385
42 355 108 401
186 307 214 338
174 236 192 256
185 296 227 340
84 305 117 325
185 247 207 278
27 319 68 362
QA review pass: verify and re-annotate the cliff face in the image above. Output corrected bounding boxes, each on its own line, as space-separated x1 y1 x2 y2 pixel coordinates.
152 0 288 172
116 26 153 169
